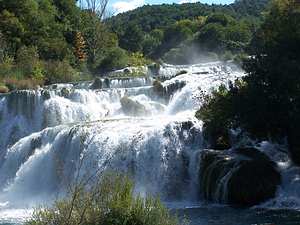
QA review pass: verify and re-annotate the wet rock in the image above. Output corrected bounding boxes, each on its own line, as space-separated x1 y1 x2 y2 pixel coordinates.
124 68 130 74
152 80 165 97
180 121 194 130
176 70 188 76
120 96 148 116
41 90 51 100
199 147 281 207
193 71 209 75
214 135 231 150
104 78 110 88
148 63 160 75
166 80 186 95
202 125 232 150
287 131 300 166
60 87 70 98
90 77 102 89
0 85 9 93
152 80 186 102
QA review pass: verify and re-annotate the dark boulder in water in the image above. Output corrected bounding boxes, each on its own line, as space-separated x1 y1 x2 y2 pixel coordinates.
152 80 186 102
153 80 165 97
287 131 300 166
41 90 51 100
175 70 188 76
120 96 148 116
199 147 281 207
90 77 102 89
60 87 70 98
148 63 160 75
214 134 231 150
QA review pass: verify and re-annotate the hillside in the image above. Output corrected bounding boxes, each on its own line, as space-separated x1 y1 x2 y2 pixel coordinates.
108 0 270 33
106 0 270 63
0 0 270 92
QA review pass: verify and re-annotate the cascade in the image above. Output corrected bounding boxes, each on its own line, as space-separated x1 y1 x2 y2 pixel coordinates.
2 62 299 213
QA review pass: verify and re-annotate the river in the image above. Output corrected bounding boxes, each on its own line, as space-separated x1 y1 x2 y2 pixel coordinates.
0 62 299 224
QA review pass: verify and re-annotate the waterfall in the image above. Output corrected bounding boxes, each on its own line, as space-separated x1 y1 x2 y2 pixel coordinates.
0 62 246 209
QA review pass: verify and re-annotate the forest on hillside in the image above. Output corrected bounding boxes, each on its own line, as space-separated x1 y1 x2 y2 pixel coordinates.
0 0 269 92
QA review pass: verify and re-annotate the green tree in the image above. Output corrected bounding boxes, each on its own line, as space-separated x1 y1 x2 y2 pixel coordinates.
206 13 234 26
197 23 226 51
80 11 118 67
98 47 129 71
197 0 300 164
120 24 144 52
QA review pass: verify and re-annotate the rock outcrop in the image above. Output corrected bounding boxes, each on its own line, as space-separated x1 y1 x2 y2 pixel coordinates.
199 147 281 207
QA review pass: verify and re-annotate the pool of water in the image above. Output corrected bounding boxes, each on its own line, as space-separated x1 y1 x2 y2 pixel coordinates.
175 206 300 225
1 206 300 225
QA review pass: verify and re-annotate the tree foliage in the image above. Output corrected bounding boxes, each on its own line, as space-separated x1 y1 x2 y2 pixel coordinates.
196 0 300 164
0 0 270 88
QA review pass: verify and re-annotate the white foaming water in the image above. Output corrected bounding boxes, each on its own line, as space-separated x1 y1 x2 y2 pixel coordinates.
0 209 32 225
256 142 300 210
7 61 296 223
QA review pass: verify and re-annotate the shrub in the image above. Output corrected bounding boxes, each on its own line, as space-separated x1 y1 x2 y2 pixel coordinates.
26 174 180 225
0 55 14 78
128 52 151 67
16 46 41 77
99 47 129 72
44 60 79 84
4 77 42 90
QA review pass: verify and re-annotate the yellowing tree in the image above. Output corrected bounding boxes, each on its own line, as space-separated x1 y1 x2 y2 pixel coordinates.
74 31 87 62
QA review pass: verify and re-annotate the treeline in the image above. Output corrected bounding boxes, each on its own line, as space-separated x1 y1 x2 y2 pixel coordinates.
196 0 300 165
0 0 148 92
108 0 270 63
0 0 270 92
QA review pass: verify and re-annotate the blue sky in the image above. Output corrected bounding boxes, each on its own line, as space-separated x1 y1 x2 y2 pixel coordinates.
111 0 235 14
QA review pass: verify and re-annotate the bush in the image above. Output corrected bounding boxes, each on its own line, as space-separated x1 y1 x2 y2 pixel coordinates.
16 46 44 79
3 77 42 90
128 52 151 67
44 60 79 84
0 56 14 78
99 47 129 72
26 174 180 225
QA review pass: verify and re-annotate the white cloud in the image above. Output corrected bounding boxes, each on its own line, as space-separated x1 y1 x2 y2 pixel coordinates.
178 0 198 4
112 0 145 14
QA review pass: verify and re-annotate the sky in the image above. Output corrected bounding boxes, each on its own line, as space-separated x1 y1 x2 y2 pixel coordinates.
110 0 235 15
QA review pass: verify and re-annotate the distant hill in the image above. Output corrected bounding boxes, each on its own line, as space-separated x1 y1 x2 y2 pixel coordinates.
107 0 270 33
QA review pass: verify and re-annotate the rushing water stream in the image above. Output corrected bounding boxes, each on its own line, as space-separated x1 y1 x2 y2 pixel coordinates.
0 62 300 224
